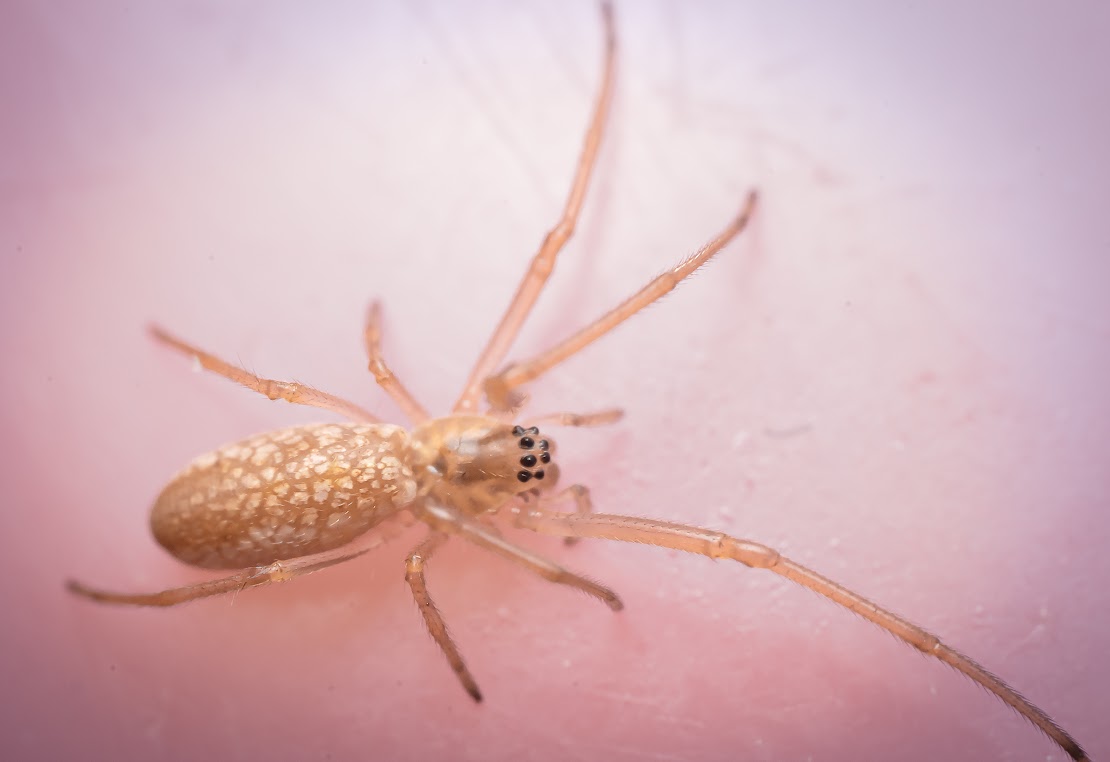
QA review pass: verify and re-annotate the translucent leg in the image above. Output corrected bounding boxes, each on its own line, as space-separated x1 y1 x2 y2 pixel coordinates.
512 506 1088 762
453 2 617 414
483 192 758 410
419 502 622 611
67 547 371 607
525 408 624 428
151 324 379 423
363 301 430 424
530 484 594 546
404 532 482 701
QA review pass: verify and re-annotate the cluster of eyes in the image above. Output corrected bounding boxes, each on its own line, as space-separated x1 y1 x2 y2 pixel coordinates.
511 425 550 483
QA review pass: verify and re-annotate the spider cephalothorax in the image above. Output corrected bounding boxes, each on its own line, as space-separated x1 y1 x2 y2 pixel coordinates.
407 417 558 515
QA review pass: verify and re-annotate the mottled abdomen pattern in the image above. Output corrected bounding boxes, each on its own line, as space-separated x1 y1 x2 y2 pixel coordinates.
151 423 417 569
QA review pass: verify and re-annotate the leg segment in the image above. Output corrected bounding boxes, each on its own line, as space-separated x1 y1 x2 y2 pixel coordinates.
483 191 758 410
525 408 624 428
151 325 379 423
529 484 594 546
512 507 1088 762
363 301 430 424
418 502 622 611
67 547 371 607
453 2 617 414
404 532 482 701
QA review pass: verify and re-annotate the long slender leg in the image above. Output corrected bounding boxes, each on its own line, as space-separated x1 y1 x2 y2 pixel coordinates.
512 506 1088 762
363 302 430 424
483 191 758 410
67 547 371 607
453 2 617 414
418 502 622 611
151 324 379 423
525 408 624 428
404 532 482 701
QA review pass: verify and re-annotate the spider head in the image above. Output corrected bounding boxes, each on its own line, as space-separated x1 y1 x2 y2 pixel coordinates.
410 417 557 514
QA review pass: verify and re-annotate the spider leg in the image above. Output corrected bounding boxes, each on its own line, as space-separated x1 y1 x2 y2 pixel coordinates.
524 408 624 428
150 324 379 423
483 191 757 410
418 502 622 611
363 301 430 424
453 1 616 414
512 505 1089 762
67 547 371 607
527 484 594 547
404 531 482 701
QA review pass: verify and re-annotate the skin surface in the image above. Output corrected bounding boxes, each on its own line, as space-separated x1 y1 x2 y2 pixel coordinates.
1 1 1107 761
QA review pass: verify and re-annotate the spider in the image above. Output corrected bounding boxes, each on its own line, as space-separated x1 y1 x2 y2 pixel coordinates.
66 3 1087 759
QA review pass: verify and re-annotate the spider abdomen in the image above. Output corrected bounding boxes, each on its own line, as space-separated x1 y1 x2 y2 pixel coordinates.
150 423 417 569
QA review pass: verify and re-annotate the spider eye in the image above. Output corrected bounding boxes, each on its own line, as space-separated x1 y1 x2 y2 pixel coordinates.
509 425 554 487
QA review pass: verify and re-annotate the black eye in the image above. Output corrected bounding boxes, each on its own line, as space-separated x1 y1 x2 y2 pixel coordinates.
540 451 550 464
520 454 537 467
517 471 532 483
519 436 534 449
534 470 545 480
526 426 539 435
538 440 549 451
512 425 525 436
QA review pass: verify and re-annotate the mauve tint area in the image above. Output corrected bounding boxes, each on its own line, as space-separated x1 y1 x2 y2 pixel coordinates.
1 2 1107 761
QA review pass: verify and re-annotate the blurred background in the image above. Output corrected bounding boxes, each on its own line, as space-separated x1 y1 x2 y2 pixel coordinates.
1 1 1107 760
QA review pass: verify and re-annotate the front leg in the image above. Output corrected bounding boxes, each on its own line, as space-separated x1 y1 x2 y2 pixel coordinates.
511 507 1088 762
521 484 594 546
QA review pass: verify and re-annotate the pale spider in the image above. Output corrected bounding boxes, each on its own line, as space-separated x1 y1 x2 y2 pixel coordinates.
67 3 1087 759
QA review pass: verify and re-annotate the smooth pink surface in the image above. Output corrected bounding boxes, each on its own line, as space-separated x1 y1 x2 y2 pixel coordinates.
2 2 1107 761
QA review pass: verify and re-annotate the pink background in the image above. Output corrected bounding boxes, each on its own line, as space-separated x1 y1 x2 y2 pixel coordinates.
2 1 1107 761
